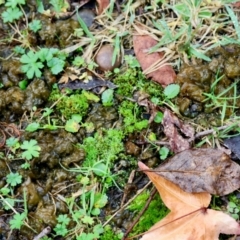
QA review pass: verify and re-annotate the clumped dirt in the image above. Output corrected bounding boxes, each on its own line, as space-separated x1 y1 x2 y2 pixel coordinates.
1 1 240 240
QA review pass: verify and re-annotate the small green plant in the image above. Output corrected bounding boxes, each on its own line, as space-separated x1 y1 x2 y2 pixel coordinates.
159 146 170 160
65 114 82 133
49 88 89 119
52 180 106 239
28 19 42 33
101 89 114 107
6 172 22 187
227 201 239 220
119 100 149 134
1 0 26 23
128 190 169 236
50 0 69 15
0 179 28 231
10 212 27 230
227 195 240 220
20 139 41 160
54 214 71 236
6 136 20 153
9 190 28 230
151 83 180 114
101 225 123 240
5 137 41 169
20 48 67 79
72 56 98 70
203 72 240 124
20 50 44 79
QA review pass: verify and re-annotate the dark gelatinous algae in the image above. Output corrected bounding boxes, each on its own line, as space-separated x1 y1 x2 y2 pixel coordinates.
0 79 50 121
176 44 240 118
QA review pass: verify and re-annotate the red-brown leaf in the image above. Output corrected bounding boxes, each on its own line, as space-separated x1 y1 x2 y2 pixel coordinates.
133 35 176 87
96 0 110 14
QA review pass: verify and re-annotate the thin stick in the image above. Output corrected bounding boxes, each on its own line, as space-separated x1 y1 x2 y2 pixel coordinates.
127 207 205 239
193 125 230 139
122 188 157 240
103 181 152 227
33 226 51 240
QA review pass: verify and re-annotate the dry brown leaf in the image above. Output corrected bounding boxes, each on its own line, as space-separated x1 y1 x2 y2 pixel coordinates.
154 148 240 196
96 0 110 15
233 2 240 7
138 161 240 240
162 109 194 153
59 68 80 84
133 35 176 87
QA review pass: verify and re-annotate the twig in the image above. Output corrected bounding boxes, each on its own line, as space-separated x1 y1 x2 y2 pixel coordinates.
193 125 230 139
33 226 51 240
121 170 136 207
122 188 157 240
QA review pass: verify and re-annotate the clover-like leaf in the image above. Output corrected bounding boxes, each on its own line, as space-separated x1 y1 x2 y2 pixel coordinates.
2 7 23 23
21 139 41 160
5 0 25 8
6 172 22 187
20 51 44 79
10 212 26 230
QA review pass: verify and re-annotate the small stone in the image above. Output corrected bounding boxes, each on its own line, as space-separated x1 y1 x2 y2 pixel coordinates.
95 44 121 71
73 9 95 27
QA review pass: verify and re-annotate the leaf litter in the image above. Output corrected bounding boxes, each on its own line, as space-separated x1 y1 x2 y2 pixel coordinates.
138 161 240 240
153 148 240 196
162 109 194 153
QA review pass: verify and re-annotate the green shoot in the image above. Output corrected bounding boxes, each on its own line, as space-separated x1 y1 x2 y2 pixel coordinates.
20 139 41 160
6 172 22 187
29 19 42 33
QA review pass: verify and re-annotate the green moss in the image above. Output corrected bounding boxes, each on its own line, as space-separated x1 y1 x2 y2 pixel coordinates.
101 225 123 240
114 68 142 97
118 100 148 134
128 190 169 236
81 129 124 167
114 68 164 99
49 88 89 119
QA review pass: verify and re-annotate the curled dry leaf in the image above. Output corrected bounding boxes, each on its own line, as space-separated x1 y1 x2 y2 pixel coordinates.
138 161 240 240
224 135 240 160
154 148 240 196
133 35 176 87
58 67 80 84
96 0 110 15
162 109 194 153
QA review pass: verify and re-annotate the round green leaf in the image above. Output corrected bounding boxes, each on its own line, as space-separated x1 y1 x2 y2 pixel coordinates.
164 84 180 99
65 119 80 133
154 111 163 123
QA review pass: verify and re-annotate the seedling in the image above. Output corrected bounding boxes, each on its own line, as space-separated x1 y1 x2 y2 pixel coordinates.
102 89 114 107
6 172 22 187
203 72 240 125
20 48 67 79
20 139 41 160
151 83 180 115
20 50 44 79
28 19 42 33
